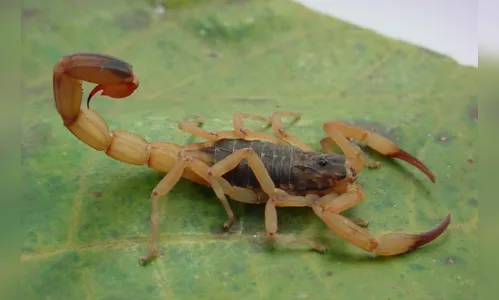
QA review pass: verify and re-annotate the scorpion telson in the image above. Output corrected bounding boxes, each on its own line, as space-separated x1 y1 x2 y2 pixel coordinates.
52 52 450 266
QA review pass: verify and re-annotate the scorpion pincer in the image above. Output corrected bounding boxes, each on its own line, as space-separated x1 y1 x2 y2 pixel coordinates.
52 52 451 265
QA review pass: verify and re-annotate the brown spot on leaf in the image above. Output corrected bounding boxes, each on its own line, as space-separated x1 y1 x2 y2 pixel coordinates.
445 257 456 264
93 191 103 198
434 132 453 143
467 198 478 207
207 52 219 58
232 98 273 105
22 8 40 20
467 104 478 122
466 157 474 164
115 9 151 31
80 224 88 231
326 271 333 276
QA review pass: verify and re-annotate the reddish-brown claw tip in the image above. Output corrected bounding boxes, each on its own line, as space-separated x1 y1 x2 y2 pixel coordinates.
410 214 451 251
375 214 451 256
388 149 436 182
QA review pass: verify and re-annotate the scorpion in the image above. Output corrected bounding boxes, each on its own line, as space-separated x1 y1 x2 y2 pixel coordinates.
52 52 451 265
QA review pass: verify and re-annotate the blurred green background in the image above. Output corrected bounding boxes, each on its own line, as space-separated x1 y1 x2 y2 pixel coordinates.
21 0 477 299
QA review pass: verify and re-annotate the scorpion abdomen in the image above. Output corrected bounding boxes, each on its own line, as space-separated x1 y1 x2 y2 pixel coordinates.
203 138 296 190
200 138 348 194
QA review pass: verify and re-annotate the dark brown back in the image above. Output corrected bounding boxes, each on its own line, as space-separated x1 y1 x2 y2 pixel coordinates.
202 138 298 190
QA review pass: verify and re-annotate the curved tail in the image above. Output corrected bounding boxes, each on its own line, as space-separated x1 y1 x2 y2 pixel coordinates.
52 52 190 177
53 52 139 126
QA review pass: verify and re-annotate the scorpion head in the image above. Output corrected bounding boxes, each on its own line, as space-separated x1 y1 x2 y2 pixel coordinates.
291 153 357 192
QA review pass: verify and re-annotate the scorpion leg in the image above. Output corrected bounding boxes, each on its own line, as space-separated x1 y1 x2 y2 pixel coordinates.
320 137 381 169
140 154 238 265
270 111 314 151
233 113 271 136
177 116 233 141
323 121 435 182
232 111 313 151
176 114 283 144
312 184 451 256
140 158 186 265
207 148 325 252
263 194 326 252
182 143 252 231
231 113 283 144
308 185 369 227
180 112 310 148
207 177 262 230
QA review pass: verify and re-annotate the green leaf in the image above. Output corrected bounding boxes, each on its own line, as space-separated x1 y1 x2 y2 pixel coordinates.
22 0 477 299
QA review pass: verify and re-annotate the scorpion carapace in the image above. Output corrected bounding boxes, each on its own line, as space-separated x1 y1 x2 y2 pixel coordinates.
53 52 451 266
199 138 355 194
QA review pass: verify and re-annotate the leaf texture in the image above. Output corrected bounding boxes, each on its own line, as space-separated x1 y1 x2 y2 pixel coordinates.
21 1 477 299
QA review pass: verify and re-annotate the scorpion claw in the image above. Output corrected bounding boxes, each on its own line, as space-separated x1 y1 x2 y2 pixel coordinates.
314 204 451 257
388 149 436 182
410 214 451 249
374 214 451 256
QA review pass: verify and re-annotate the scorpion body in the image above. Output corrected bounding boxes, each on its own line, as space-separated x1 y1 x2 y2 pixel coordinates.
52 52 451 266
201 138 351 195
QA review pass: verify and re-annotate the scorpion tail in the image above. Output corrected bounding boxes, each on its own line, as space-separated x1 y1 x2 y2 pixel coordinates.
53 52 139 125
52 52 162 168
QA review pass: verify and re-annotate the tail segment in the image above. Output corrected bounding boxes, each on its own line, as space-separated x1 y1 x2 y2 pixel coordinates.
52 52 183 174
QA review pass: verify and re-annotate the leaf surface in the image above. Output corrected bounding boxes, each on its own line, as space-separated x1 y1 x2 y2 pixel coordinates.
22 1 477 299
